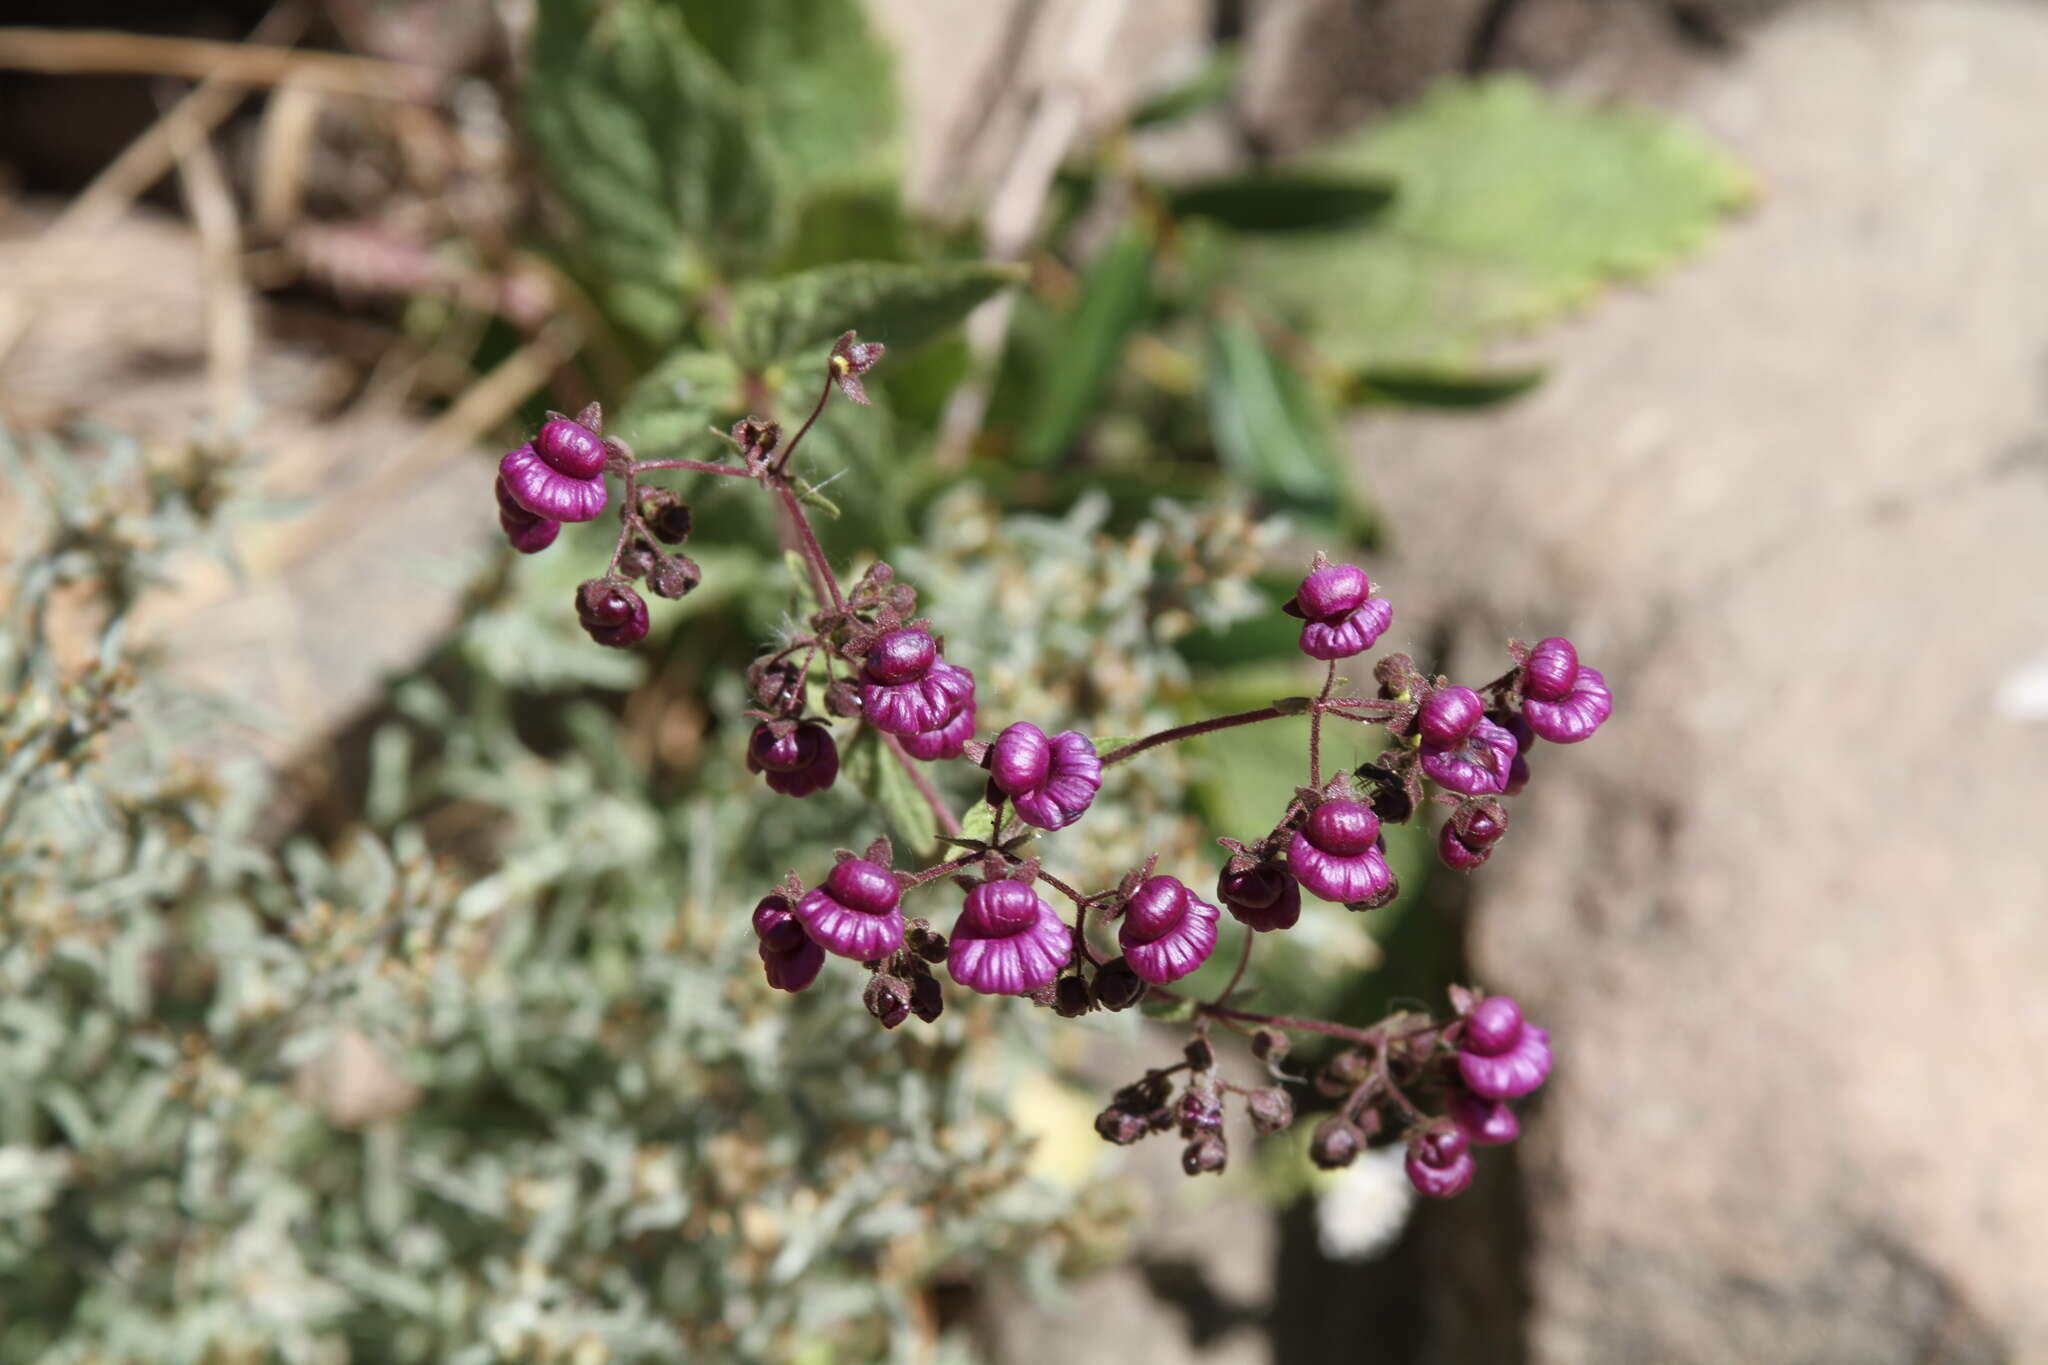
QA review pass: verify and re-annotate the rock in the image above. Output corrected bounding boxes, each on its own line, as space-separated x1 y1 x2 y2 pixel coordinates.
1355 1 2048 1358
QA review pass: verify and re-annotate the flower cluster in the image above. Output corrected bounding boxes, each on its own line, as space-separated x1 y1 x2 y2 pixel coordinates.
486 333 1610 1195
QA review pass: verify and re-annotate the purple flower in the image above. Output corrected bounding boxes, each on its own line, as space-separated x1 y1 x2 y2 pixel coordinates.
859 629 975 738
1438 820 1491 871
1286 562 1393 661
495 475 562 554
1287 800 1394 905
989 722 1102 831
746 721 839 797
1419 696 1517 796
1521 636 1579 703
536 417 607 480
1216 861 1301 932
946 879 1070 995
1492 710 1534 794
753 897 824 993
796 858 904 961
899 680 975 760
576 580 648 648
1417 686 1485 749
1456 996 1553 1100
1405 1121 1475 1199
1118 875 1220 984
1522 657 1612 745
1445 1087 1521 1147
500 443 607 523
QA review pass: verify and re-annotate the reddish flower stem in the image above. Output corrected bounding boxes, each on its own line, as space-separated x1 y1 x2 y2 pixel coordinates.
1100 707 1287 766
628 458 753 478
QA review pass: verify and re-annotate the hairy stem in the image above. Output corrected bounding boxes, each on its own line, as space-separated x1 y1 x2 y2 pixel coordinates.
1100 706 1287 766
879 731 960 837
1308 659 1336 787
629 457 753 478
774 480 847 615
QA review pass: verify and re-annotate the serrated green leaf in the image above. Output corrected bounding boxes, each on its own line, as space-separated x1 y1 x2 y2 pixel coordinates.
675 0 901 194
1019 225 1154 465
1166 173 1395 234
1243 75 1750 366
1343 363 1546 409
526 0 786 343
729 261 1023 371
1205 318 1372 538
841 730 938 858
615 349 743 456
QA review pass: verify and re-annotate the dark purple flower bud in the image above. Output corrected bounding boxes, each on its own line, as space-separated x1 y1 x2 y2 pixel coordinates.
989 722 1102 831
1053 975 1092 1017
795 858 904 961
1250 1028 1290 1064
647 554 700 600
859 629 976 738
500 508 561 554
576 580 649 648
906 922 949 963
1318 1048 1372 1095
1310 1117 1365 1169
619 543 658 579
752 897 824 993
947 879 1070 996
1521 636 1579 703
1492 710 1534 795
864 974 913 1029
746 721 840 797
909 970 944 1023
1522 665 1613 745
1405 1120 1475 1198
1438 821 1491 872
1182 1132 1228 1176
1090 956 1147 1011
1417 686 1485 748
899 686 976 760
1289 562 1394 661
1096 1106 1151 1145
1445 1087 1521 1146
1184 1037 1215 1071
500 443 607 523
1216 860 1302 933
1288 800 1394 905
1246 1087 1295 1136
536 417 607 480
824 680 862 718
1420 715 1518 796
1455 995 1552 1100
1117 875 1221 985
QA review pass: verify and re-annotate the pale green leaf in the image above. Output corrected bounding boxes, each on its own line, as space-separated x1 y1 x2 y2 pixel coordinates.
1243 75 1751 365
840 730 938 858
728 261 1024 371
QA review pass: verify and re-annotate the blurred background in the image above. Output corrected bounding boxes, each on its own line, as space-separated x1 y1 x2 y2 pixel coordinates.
2 0 2044 1361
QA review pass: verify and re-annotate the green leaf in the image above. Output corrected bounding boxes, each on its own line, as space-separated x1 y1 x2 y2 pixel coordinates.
728 261 1024 371
1242 75 1751 366
1165 173 1395 234
1342 363 1545 409
1205 318 1372 538
841 729 939 858
615 348 743 457
526 0 786 343
956 801 998 845
1129 46 1242 129
674 0 901 194
1019 225 1155 465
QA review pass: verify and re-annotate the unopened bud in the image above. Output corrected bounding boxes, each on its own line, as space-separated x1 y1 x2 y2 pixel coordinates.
825 680 862 718
1245 1087 1295 1136
863 974 912 1030
1310 1117 1365 1169
1251 1028 1290 1064
1182 1132 1228 1176
1090 957 1147 1012
1184 1037 1215 1071
647 553 700 600
1096 1107 1150 1146
1053 975 1092 1018
908 970 943 1023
